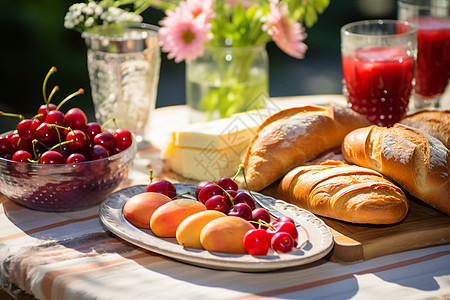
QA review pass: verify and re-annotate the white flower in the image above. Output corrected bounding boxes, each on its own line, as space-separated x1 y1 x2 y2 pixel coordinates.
94 6 103 17
85 17 95 28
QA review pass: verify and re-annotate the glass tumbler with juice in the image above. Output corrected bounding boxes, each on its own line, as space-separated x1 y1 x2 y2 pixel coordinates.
398 0 450 108
341 20 417 127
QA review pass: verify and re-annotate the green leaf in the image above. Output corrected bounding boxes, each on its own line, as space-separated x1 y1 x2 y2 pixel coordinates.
304 5 318 28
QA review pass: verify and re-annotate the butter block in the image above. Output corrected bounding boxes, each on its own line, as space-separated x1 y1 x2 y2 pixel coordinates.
172 109 273 149
163 109 273 181
165 141 250 182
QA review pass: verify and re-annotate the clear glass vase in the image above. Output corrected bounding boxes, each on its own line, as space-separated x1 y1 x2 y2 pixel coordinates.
186 45 269 123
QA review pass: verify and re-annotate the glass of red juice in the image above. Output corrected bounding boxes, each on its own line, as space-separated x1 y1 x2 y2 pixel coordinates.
341 20 417 127
398 0 450 109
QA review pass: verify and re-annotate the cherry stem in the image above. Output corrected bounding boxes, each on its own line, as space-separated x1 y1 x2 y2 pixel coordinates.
216 185 236 210
48 140 73 152
101 117 118 130
0 111 24 121
237 164 259 205
42 66 57 104
148 169 154 183
32 113 44 120
46 124 71 145
56 88 84 111
171 192 189 200
249 220 271 230
47 85 59 107
31 139 39 160
231 165 241 182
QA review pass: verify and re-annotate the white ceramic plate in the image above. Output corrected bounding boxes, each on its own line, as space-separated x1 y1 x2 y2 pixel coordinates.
99 183 334 272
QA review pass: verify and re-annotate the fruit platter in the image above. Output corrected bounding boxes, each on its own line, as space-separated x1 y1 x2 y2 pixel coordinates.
99 180 334 272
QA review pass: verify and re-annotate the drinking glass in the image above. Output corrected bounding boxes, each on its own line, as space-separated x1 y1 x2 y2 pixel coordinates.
341 20 417 127
83 23 161 145
398 0 450 109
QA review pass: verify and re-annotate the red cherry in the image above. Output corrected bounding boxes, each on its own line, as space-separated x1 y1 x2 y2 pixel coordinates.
53 143 72 158
198 183 223 204
114 128 133 151
16 137 33 152
94 132 116 151
217 177 238 191
88 145 109 160
228 202 252 220
276 216 295 225
66 153 87 163
17 119 40 141
243 229 270 255
8 133 20 150
233 192 256 210
65 108 88 130
84 122 102 142
267 221 298 241
12 150 32 162
0 137 15 156
251 208 271 228
271 232 294 253
36 122 59 146
40 151 66 164
45 110 66 127
195 180 214 199
146 179 177 198
66 130 88 151
37 103 57 122
205 195 231 213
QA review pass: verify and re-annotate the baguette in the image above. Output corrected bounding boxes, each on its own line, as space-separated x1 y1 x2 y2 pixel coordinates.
242 104 370 191
342 124 450 215
400 110 450 149
277 160 409 224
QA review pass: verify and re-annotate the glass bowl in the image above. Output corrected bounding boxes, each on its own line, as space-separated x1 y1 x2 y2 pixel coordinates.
0 137 137 212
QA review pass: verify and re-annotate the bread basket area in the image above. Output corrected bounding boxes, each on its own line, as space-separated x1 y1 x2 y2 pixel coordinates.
153 96 450 263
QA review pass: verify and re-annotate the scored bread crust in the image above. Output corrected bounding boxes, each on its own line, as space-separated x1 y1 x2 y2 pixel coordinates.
342 124 450 215
243 104 370 191
277 160 409 224
400 110 450 149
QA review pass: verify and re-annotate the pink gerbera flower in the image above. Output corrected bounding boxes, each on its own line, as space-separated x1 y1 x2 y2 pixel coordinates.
185 0 215 20
159 6 213 63
263 1 308 59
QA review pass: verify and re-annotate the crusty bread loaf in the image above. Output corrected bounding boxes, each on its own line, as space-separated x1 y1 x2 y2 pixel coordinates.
342 124 450 215
242 104 370 191
277 160 409 224
400 110 450 149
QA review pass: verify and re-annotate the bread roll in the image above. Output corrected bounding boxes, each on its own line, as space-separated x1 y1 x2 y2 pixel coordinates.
342 124 450 215
400 110 450 149
277 160 409 224
242 104 370 191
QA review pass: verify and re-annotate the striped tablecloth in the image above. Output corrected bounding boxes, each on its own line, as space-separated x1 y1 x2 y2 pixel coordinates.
1 95 450 299
1 196 449 300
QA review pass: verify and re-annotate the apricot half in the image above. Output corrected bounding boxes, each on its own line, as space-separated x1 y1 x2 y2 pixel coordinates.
200 216 254 254
150 198 206 237
176 210 226 249
123 192 172 228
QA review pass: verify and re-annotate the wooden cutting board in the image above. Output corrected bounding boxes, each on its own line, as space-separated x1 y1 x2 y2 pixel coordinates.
261 184 450 263
321 199 450 263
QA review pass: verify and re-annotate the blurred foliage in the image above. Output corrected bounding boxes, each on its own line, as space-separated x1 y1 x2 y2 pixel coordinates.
0 0 395 132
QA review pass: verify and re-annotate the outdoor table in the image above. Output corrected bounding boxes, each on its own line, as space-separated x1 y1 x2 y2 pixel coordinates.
1 95 449 300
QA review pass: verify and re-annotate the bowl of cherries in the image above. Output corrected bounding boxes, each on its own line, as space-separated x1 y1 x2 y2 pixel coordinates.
0 67 137 211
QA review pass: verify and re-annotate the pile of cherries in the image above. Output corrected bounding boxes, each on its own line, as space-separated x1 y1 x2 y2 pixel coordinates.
145 170 299 256
0 67 133 164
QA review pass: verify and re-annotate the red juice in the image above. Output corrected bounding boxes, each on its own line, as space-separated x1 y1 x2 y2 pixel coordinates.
409 16 450 99
342 46 414 127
